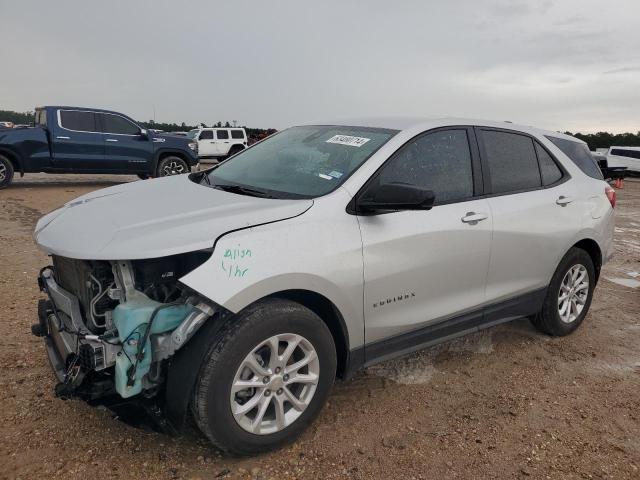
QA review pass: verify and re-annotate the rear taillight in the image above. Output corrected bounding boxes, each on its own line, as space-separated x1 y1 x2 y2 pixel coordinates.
605 186 616 208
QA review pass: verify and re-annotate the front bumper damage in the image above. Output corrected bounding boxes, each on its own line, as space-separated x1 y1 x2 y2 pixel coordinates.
32 262 220 432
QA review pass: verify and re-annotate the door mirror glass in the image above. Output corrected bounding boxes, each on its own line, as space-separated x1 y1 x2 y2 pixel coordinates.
357 183 435 213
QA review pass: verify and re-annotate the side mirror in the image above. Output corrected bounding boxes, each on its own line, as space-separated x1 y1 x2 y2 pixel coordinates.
139 128 148 138
357 183 435 214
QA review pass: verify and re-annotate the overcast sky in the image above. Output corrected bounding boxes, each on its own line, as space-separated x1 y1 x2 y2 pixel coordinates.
1 0 639 133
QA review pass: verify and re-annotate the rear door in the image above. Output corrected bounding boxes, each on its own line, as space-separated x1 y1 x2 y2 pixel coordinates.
215 129 231 155
360 128 492 347
98 112 153 171
52 109 104 170
477 128 580 314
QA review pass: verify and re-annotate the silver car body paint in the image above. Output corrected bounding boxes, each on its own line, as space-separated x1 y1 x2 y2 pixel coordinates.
34 117 615 351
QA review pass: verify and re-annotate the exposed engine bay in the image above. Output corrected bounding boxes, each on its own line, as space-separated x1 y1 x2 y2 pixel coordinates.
32 250 221 430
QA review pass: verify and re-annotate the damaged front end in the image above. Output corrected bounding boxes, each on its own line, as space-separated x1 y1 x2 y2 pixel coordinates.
32 251 222 431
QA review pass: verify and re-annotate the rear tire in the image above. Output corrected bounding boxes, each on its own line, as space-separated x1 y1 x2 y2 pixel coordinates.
191 298 336 455
531 247 595 336
0 154 15 188
156 156 189 177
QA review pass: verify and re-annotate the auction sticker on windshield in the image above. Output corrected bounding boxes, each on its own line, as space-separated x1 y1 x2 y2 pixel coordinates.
326 135 371 147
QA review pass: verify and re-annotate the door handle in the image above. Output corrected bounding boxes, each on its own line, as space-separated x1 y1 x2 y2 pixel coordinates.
461 212 488 225
556 195 574 206
106 138 118 142
56 136 70 140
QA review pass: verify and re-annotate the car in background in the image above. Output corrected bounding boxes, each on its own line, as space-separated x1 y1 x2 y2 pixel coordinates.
605 146 640 175
0 121 14 129
0 106 199 188
188 127 247 162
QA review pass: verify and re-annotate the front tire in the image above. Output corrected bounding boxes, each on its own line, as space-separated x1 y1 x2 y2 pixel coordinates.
191 299 336 455
531 247 595 336
156 156 189 177
0 154 15 188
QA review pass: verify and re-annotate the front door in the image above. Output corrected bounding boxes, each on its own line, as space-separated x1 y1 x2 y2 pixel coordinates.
359 128 492 348
52 109 104 170
98 113 153 171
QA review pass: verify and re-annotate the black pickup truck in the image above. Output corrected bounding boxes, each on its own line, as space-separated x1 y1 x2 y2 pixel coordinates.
0 106 199 188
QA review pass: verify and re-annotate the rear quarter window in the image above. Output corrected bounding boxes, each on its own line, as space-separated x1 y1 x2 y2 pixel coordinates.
546 136 603 180
59 110 99 132
231 130 245 139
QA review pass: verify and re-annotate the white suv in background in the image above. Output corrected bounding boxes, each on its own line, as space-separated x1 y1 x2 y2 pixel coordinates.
33 117 615 455
189 127 248 162
606 146 640 174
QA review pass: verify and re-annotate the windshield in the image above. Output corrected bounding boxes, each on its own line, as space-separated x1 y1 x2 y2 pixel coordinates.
203 125 397 199
187 129 199 139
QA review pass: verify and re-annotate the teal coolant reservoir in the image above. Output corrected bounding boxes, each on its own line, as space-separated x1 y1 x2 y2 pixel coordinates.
113 297 196 398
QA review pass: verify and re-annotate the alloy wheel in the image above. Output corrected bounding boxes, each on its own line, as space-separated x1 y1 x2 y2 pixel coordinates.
161 161 186 176
0 163 6 181
557 264 589 323
230 333 320 435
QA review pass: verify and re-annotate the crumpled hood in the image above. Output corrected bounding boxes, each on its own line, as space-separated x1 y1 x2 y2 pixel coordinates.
34 175 313 260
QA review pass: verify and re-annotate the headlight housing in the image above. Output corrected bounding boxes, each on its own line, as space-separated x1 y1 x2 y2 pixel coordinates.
188 142 198 152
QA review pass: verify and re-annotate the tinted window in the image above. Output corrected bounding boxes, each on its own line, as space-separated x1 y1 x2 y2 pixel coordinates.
546 136 603 179
199 130 214 140
535 142 563 186
482 130 541 193
370 129 474 204
217 129 229 139
231 129 244 139
59 110 98 132
611 148 640 159
100 114 140 135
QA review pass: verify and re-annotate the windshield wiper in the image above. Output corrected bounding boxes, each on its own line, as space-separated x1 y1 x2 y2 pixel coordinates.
213 183 277 199
200 172 211 185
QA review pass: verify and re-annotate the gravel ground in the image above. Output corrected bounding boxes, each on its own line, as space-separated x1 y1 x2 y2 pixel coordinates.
1 173 639 480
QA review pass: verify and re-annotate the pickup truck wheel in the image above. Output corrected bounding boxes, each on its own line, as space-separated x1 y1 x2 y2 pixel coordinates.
157 156 189 177
0 154 14 188
530 247 595 336
191 298 336 455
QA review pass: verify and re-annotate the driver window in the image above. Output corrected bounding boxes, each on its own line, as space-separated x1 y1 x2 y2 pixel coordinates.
373 129 474 204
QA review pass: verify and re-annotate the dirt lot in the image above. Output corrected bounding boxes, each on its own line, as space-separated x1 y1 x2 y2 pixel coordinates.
1 174 639 480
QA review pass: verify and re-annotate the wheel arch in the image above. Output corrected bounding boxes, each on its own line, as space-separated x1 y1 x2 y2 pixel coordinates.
264 289 351 379
0 147 23 174
571 238 602 282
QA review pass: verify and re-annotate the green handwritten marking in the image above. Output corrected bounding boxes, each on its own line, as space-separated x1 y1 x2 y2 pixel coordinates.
221 246 252 278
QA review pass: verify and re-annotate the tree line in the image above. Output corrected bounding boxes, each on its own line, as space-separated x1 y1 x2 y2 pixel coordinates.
0 109 277 140
2 109 639 151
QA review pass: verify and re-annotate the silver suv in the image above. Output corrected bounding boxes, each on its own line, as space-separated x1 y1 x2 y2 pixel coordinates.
33 118 615 455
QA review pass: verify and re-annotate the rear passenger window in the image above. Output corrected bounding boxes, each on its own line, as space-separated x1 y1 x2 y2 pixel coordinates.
217 130 230 139
199 130 214 140
59 110 98 132
535 143 563 186
545 136 603 180
481 130 541 194
231 130 244 139
371 129 474 204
